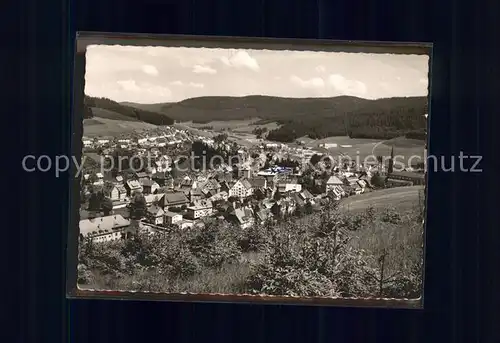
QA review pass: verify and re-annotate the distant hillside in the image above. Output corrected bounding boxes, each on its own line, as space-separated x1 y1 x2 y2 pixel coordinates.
382 136 426 148
125 95 428 142
120 102 170 113
84 96 174 126
89 107 140 122
156 95 373 123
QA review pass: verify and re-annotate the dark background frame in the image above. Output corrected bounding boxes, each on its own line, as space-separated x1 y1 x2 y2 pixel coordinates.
67 32 432 309
14 0 499 342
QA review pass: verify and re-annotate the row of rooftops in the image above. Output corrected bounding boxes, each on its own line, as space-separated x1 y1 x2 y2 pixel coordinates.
82 127 184 143
80 212 190 237
79 215 130 236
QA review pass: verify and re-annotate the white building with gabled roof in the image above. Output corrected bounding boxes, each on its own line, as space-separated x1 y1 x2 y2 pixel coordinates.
79 215 130 243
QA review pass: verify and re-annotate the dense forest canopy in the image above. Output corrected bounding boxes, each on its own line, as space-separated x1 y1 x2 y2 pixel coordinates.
146 95 427 142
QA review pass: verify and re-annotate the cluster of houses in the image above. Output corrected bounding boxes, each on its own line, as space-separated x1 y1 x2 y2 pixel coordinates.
79 162 376 243
79 130 425 243
82 127 190 151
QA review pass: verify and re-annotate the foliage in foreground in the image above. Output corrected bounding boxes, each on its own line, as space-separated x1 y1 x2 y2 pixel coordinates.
78 201 424 299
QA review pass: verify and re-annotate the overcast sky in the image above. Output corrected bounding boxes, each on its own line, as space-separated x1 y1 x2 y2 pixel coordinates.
85 45 430 104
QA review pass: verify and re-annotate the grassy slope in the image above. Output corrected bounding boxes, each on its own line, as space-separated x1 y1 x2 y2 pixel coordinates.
339 186 425 212
85 96 174 125
382 136 426 148
90 107 139 122
83 97 174 137
83 117 157 137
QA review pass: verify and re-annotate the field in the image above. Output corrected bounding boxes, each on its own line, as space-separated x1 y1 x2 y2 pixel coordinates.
339 186 425 212
300 135 425 166
180 119 281 147
174 121 264 148
83 117 157 137
91 107 139 122
173 122 216 138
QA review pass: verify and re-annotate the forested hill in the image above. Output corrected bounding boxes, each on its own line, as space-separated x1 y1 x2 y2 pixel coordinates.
125 95 428 142
83 96 174 126
264 96 428 142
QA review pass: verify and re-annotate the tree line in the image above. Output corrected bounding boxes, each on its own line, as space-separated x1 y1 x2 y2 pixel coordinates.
84 96 174 125
78 195 424 298
267 99 428 142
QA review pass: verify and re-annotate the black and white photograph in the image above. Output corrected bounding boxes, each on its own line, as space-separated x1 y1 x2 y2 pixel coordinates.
73 36 430 304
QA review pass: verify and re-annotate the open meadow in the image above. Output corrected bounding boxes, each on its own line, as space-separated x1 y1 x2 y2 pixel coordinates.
339 186 425 213
299 135 425 166
83 117 157 137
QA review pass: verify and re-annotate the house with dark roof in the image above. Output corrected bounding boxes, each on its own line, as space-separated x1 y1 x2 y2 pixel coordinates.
146 205 165 225
277 181 302 194
232 206 255 229
125 180 143 196
189 188 203 202
139 177 159 194
199 179 221 196
208 191 229 204
327 185 345 200
325 175 346 199
219 180 233 194
248 177 267 190
159 191 190 210
237 166 252 179
135 171 149 179
186 199 213 219
164 211 183 226
301 189 314 200
359 174 373 188
144 193 165 207
214 172 233 183
103 182 127 202
255 208 273 224
179 176 196 188
151 172 167 186
290 192 306 206
290 189 316 207
271 198 297 218
353 180 367 194
252 187 272 201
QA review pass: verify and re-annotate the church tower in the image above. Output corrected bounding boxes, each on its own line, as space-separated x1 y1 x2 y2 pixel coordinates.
388 146 394 174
